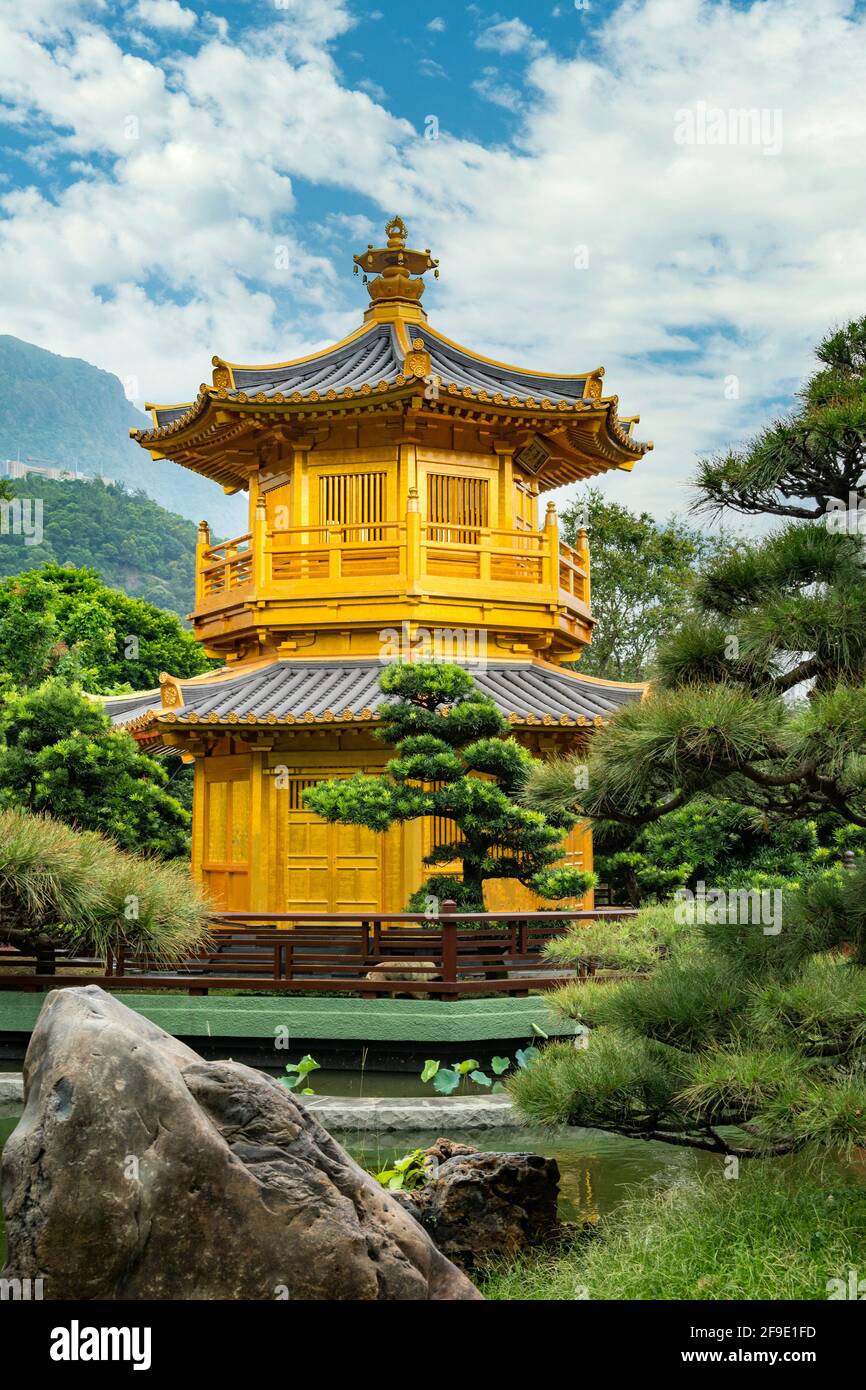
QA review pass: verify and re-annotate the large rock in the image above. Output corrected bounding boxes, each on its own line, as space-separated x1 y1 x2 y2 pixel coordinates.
395 1138 560 1272
0 987 480 1300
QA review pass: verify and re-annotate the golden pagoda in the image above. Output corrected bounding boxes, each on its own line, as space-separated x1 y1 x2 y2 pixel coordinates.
106 218 650 915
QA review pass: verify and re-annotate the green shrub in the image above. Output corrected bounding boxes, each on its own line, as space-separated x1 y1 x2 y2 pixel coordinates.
0 807 211 961
543 901 695 975
507 1033 688 1131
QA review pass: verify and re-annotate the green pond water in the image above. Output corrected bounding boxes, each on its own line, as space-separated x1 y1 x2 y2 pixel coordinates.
0 1072 718 1266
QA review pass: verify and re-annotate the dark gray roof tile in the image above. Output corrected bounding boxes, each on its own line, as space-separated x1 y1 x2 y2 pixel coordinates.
414 327 587 404
102 660 642 728
183 324 592 409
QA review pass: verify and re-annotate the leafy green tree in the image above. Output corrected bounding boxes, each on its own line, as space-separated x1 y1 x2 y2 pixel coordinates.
0 565 214 692
559 487 726 680
594 799 820 906
0 807 210 960
0 680 190 858
303 662 594 912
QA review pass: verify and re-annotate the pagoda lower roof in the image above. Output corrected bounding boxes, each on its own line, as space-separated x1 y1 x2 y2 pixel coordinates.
101 659 644 735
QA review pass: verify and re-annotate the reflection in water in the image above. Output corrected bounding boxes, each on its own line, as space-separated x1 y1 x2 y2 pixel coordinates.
346 1126 716 1225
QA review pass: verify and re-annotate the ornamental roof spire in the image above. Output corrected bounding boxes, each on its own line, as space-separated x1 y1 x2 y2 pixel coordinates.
353 216 439 319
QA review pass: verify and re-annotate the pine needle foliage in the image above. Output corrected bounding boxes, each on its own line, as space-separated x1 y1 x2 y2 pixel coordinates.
0 807 211 961
303 662 594 911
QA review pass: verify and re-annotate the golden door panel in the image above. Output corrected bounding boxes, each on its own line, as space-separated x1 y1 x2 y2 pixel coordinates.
285 814 331 914
270 773 384 914
333 821 381 912
202 760 251 911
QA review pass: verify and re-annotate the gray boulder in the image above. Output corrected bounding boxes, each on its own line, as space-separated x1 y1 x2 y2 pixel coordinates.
0 987 480 1300
396 1138 560 1273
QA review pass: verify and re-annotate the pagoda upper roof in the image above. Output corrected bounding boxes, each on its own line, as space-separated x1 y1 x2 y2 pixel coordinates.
101 657 644 740
131 216 651 490
148 320 604 430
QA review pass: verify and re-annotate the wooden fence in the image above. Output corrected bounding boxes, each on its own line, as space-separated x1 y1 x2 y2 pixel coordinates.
0 901 636 999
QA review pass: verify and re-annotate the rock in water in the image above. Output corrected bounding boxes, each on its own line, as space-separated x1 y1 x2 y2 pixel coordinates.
396 1139 560 1273
0 987 481 1300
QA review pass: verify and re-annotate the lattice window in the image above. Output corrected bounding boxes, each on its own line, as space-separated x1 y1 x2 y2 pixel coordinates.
430 815 465 850
426 473 489 542
318 471 385 540
286 778 320 811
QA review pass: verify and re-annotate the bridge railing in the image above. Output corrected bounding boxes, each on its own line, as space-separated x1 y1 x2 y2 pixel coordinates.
0 902 636 999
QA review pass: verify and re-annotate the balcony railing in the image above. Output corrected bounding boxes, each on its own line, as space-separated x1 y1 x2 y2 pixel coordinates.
194 504 590 619
200 533 253 598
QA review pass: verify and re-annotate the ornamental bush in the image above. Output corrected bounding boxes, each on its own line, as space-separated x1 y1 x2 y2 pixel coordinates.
304 661 594 912
0 807 211 961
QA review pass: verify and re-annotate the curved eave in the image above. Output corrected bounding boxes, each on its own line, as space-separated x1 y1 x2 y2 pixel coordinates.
130 380 649 473
131 312 650 472
114 707 612 736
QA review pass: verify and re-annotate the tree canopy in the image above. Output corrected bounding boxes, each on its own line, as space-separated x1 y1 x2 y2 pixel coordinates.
303 661 594 912
0 680 191 858
0 564 214 693
559 487 725 681
516 315 866 1159
527 317 866 834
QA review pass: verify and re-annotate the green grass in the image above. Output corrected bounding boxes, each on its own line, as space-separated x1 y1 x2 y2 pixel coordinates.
481 1160 866 1300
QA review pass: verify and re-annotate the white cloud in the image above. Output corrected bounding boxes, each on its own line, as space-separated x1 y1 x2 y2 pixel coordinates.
427 17 446 32
472 68 523 111
418 57 448 79
0 0 866 526
269 0 358 58
133 0 196 32
314 212 377 244
358 76 387 101
475 17 546 56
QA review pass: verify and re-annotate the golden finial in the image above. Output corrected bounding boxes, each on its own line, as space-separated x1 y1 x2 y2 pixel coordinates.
352 217 439 317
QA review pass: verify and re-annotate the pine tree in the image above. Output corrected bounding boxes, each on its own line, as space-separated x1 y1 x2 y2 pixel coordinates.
526 316 866 860
514 318 866 1156
303 662 594 912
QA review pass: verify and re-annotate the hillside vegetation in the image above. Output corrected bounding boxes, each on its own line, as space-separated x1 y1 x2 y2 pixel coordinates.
0 477 199 614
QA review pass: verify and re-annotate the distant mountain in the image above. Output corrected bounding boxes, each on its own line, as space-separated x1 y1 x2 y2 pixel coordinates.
0 476 199 616
0 335 245 534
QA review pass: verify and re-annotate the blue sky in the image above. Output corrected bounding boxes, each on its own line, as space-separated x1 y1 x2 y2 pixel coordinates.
1 0 866 520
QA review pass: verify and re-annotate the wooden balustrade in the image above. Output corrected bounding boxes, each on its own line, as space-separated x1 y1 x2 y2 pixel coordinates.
0 904 636 998
268 521 405 583
558 539 589 606
199 533 253 598
194 512 591 619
